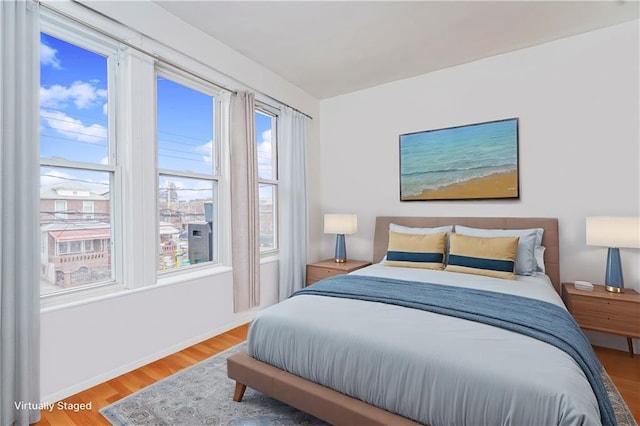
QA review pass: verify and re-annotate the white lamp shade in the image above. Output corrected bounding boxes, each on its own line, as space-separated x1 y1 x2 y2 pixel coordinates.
324 214 358 235
586 216 640 248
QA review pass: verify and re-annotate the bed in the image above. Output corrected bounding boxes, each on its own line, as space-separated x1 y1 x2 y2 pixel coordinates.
227 217 613 425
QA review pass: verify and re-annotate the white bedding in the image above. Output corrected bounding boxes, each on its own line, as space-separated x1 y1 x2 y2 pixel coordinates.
354 263 563 306
248 265 601 425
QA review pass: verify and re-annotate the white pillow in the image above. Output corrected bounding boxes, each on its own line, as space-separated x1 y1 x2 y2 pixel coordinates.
390 223 454 235
535 245 546 273
454 225 543 276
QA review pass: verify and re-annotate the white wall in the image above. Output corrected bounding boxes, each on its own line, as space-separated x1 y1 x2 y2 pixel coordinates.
40 1 320 403
319 21 640 350
41 262 278 402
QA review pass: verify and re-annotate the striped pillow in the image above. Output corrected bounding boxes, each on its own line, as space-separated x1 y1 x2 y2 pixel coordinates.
385 231 446 270
445 233 519 280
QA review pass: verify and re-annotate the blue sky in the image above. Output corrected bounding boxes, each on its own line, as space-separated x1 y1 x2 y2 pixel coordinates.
157 77 214 175
40 32 273 199
40 32 109 165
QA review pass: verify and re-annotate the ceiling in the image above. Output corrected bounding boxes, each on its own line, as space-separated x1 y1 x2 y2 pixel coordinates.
155 1 639 99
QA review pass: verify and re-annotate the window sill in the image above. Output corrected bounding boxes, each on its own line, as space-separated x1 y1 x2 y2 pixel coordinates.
157 264 232 287
260 253 279 264
41 282 129 313
41 264 233 313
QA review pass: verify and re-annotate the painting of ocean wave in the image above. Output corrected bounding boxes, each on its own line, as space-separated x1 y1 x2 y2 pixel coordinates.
400 118 519 200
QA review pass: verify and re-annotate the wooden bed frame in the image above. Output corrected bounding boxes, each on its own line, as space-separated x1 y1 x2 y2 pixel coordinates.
227 217 560 425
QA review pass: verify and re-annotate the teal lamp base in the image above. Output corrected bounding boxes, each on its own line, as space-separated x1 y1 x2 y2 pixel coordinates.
604 247 624 293
334 234 346 263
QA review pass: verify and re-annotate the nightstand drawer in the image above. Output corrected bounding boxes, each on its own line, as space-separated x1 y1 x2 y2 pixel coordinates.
305 259 372 286
572 297 640 337
306 267 342 284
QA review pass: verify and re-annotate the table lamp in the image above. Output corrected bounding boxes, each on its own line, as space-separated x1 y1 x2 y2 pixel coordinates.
324 214 357 263
586 216 640 293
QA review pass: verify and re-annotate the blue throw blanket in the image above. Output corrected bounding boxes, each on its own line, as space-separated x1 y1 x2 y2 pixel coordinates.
292 275 616 426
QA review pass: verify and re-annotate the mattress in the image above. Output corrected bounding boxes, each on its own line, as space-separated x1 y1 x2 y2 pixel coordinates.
248 265 601 425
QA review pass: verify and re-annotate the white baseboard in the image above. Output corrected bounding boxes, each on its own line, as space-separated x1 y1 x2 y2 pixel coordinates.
40 313 255 405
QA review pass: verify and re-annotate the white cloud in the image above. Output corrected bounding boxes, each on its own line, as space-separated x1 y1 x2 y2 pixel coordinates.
102 102 108 115
196 140 213 164
41 109 107 143
100 156 109 165
40 81 107 110
258 129 272 155
261 129 272 144
40 42 61 69
40 169 74 187
257 129 272 178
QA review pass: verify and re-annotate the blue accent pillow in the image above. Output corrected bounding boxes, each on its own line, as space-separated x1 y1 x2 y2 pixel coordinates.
454 226 542 276
384 231 447 270
445 233 519 280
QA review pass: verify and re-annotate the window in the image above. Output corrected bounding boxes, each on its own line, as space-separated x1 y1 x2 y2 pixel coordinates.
156 72 219 272
69 241 82 254
83 201 94 219
54 200 67 219
58 242 68 255
255 107 278 252
39 29 117 296
36 8 282 302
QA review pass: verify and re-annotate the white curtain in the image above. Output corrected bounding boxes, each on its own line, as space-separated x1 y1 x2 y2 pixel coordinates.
278 107 309 300
229 91 260 311
0 1 41 425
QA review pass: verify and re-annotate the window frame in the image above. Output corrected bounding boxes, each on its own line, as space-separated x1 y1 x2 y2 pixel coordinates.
255 103 279 255
36 4 268 306
39 13 122 299
155 66 223 275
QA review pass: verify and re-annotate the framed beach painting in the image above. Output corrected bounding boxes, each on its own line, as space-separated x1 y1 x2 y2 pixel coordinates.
399 118 519 201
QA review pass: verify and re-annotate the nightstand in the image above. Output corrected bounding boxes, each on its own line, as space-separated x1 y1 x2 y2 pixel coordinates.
562 282 640 357
306 259 372 286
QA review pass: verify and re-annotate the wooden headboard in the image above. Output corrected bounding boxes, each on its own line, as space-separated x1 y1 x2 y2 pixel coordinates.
373 217 560 294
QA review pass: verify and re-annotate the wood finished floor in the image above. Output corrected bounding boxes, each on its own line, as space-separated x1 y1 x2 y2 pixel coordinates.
36 324 249 426
36 324 640 425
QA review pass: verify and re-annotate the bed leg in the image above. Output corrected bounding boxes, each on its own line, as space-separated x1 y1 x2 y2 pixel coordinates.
233 381 247 402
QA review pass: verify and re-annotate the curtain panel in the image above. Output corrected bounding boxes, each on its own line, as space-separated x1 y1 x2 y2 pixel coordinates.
229 91 260 312
0 1 41 425
277 107 309 300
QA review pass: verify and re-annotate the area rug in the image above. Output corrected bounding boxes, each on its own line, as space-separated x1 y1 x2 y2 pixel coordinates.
101 343 637 426
100 343 326 426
